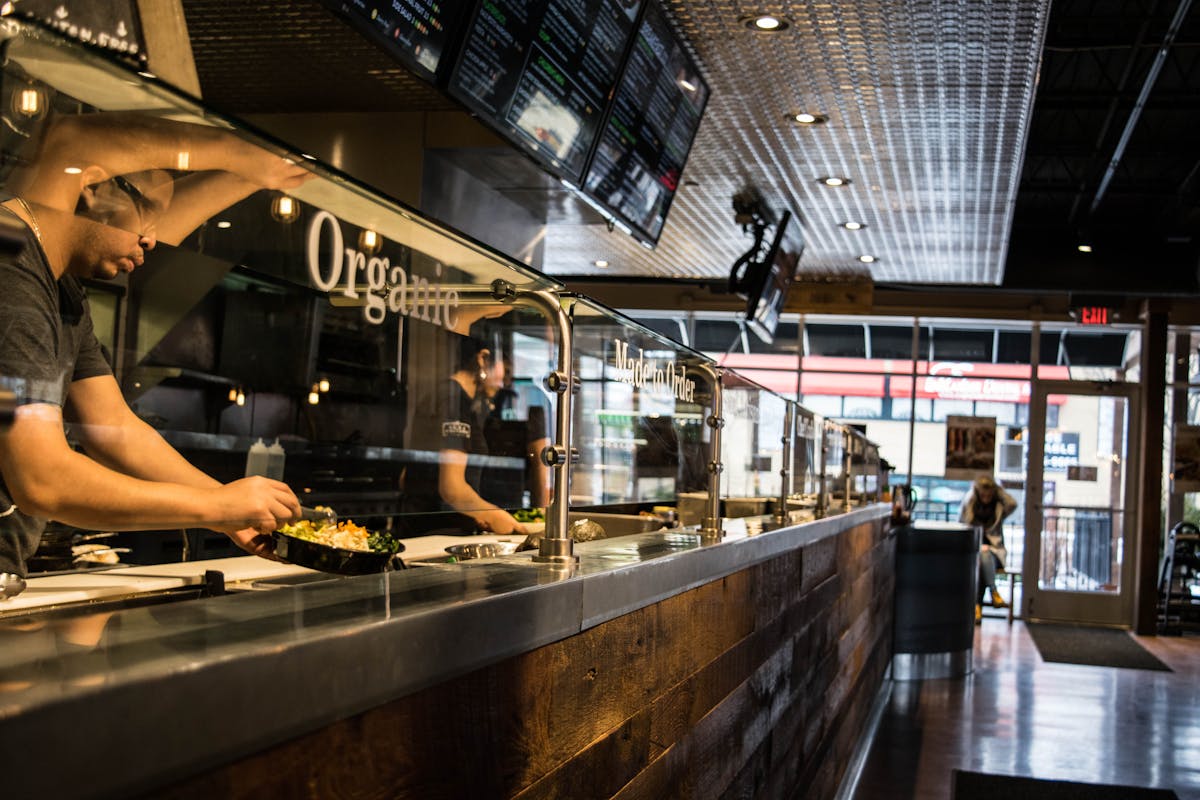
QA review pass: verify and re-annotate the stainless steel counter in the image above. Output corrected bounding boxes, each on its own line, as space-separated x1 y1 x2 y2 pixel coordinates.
0 505 888 799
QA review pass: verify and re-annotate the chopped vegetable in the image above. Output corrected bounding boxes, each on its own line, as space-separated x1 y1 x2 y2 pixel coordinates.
277 518 396 554
513 508 545 523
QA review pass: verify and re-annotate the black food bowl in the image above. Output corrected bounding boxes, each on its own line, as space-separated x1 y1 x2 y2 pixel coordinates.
273 530 405 575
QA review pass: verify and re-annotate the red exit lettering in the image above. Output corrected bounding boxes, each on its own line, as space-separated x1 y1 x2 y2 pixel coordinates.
1079 306 1109 325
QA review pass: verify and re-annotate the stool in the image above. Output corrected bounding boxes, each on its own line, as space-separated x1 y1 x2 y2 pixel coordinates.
1000 569 1022 624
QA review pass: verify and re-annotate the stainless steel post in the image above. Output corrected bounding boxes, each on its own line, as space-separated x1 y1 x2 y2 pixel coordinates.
843 430 854 512
693 364 725 542
489 281 577 564
816 421 829 519
775 403 794 527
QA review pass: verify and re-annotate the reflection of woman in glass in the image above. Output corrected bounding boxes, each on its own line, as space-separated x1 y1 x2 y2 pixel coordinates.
401 332 527 536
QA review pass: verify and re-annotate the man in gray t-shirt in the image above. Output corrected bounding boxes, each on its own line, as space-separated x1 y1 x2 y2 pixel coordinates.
0 113 312 580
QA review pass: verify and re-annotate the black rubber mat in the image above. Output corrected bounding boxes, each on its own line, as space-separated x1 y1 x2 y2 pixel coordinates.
1026 623 1172 671
954 770 1179 799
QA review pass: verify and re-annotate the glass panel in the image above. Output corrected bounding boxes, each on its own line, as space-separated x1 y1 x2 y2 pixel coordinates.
1039 393 1129 593
792 406 820 498
822 421 847 511
566 297 714 510
720 371 787 506
0 22 565 568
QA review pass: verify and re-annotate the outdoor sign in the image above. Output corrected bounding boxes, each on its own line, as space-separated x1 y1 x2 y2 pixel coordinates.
945 415 996 481
1044 431 1080 473
1067 465 1098 481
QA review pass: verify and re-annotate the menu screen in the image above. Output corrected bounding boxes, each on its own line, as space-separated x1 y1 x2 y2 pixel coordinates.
320 0 467 81
582 2 709 245
448 0 645 183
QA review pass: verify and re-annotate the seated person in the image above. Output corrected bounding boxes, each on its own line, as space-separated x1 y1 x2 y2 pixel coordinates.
959 475 1018 623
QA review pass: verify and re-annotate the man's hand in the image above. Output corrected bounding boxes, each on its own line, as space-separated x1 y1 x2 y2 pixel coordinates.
229 143 314 190
473 508 527 536
205 476 301 537
226 527 281 560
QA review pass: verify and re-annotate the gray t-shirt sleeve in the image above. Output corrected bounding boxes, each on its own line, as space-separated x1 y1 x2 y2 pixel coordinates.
71 299 112 384
0 224 111 405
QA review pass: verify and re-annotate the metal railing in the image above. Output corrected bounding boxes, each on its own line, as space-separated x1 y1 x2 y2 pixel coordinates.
1039 505 1122 592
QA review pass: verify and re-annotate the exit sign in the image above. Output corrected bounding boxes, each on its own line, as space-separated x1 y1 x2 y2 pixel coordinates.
1077 306 1113 325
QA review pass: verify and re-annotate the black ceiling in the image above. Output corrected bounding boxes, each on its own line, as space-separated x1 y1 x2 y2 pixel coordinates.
177 0 1200 297
1003 0 1200 294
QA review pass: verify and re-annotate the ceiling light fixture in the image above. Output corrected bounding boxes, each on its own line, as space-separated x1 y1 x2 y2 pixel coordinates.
270 194 301 223
818 176 851 187
743 14 791 31
1077 244 1093 253
841 221 866 230
216 220 232 229
594 259 609 268
858 254 877 263
791 112 828 125
358 229 383 256
12 85 45 118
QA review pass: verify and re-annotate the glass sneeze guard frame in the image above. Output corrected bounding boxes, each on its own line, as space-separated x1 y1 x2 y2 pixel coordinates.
562 294 727 541
0 18 574 552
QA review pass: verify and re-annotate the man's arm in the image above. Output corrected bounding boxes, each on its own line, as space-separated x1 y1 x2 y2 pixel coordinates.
0 400 298 538
65 374 217 487
437 450 525 535
62 375 296 555
9 113 311 214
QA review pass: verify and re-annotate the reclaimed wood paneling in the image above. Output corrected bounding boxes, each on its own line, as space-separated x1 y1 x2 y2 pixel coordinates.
155 517 893 800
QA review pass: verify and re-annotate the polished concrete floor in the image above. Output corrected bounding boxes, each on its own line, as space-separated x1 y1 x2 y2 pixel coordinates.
851 617 1200 800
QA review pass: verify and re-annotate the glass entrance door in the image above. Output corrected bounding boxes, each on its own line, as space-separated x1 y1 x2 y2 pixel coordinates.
1022 380 1139 626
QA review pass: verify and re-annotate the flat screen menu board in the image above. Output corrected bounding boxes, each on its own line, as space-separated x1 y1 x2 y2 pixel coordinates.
582 2 709 245
319 0 467 82
447 0 645 183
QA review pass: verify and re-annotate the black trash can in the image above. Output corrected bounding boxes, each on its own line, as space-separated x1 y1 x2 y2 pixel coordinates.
892 520 980 680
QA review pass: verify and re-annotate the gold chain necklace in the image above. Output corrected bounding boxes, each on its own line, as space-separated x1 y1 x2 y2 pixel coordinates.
12 196 42 244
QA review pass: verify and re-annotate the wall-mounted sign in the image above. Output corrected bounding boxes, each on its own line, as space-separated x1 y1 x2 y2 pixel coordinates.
1171 424 1200 493
10 0 145 58
944 415 996 481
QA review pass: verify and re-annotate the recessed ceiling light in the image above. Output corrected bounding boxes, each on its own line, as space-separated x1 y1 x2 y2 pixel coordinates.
818 176 851 187
858 254 877 263
216 221 232 229
1077 244 1093 253
743 14 791 31
841 221 866 230
594 260 610 268
791 112 828 125
63 166 82 175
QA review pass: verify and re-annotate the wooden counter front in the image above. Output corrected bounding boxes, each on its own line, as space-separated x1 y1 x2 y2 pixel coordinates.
157 513 893 800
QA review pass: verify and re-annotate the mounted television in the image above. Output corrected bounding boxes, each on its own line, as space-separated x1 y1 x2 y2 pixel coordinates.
446 0 645 184
744 211 804 344
580 1 710 246
318 0 469 83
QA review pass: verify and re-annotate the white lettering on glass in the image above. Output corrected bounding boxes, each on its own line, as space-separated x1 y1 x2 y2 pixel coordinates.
611 339 697 403
306 211 460 330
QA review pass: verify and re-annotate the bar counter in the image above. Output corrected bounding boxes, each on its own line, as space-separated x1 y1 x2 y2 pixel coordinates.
0 505 892 799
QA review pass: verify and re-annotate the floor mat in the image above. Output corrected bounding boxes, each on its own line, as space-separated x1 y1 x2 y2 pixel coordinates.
953 770 1179 799
1026 623 1172 671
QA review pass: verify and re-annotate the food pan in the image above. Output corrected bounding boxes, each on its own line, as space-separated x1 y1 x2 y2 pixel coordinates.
273 530 405 575
444 540 522 561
